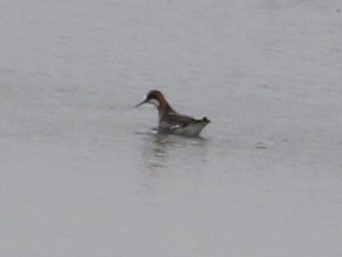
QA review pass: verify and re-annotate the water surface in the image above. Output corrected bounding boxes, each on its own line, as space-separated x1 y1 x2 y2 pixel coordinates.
1 0 342 256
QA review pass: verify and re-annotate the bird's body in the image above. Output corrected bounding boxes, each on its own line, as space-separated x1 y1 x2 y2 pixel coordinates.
136 90 210 137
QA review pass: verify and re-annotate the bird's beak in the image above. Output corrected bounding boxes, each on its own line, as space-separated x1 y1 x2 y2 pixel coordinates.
135 99 148 108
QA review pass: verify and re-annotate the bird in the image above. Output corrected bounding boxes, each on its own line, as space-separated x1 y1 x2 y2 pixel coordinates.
135 90 210 137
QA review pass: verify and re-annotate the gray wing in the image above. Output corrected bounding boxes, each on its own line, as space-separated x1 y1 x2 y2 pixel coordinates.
160 113 198 130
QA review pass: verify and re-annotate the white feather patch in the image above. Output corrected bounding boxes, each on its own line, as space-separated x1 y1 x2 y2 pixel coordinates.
148 98 160 107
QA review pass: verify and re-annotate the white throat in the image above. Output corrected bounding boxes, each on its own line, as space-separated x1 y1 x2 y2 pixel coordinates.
148 98 160 108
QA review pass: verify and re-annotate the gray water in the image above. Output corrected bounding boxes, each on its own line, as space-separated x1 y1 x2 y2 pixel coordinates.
1 0 342 256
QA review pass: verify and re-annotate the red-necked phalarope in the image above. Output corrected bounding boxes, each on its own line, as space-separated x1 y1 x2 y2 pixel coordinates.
136 90 210 137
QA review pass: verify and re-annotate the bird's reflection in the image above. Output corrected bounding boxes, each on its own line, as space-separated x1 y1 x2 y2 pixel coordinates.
142 134 173 175
140 132 207 176
136 132 209 199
